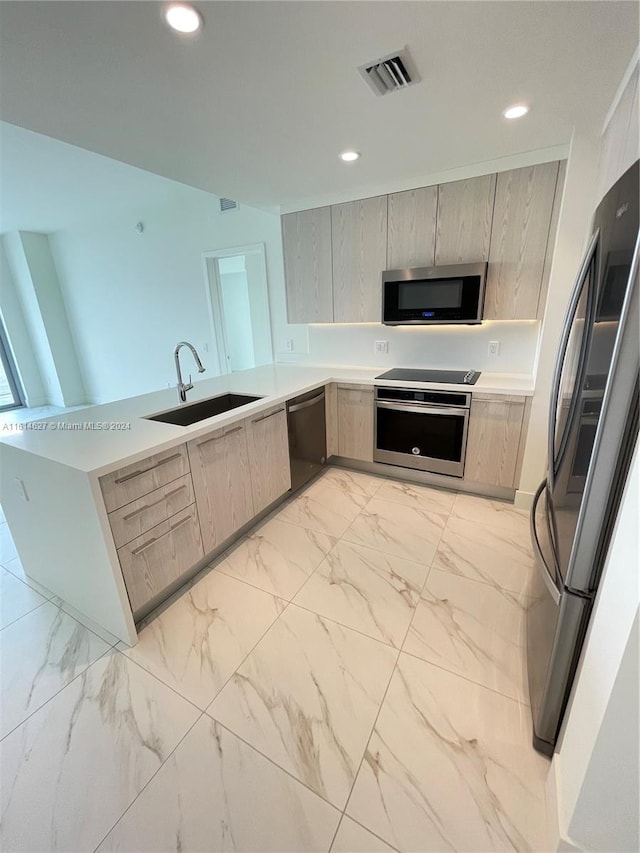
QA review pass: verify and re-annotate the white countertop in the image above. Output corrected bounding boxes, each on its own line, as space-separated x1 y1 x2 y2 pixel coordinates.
0 364 534 476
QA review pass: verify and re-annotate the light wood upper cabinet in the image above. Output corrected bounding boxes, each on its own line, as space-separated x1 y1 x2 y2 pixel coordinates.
332 197 387 322
282 207 333 323
187 423 254 554
464 394 526 488
435 174 496 265
387 186 437 269
484 162 560 320
246 405 291 514
337 384 374 462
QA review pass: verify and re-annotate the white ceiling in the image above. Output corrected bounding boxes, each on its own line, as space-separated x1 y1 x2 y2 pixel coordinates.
0 1 637 212
0 121 215 232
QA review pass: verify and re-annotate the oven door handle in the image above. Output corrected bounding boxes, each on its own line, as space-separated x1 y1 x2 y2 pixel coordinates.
375 401 468 417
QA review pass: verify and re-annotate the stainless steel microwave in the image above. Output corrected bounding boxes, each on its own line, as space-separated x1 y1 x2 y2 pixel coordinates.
382 262 487 325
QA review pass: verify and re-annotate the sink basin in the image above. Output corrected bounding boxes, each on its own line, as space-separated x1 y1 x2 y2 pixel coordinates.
145 393 263 427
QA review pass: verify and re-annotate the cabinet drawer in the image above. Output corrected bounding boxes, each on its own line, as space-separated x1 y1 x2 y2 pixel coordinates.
108 474 194 548
100 444 190 512
118 504 204 614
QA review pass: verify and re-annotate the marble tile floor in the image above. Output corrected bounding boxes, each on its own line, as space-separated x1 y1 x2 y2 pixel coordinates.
0 467 550 852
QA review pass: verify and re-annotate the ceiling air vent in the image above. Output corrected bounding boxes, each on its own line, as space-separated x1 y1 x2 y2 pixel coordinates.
358 49 417 96
219 197 239 213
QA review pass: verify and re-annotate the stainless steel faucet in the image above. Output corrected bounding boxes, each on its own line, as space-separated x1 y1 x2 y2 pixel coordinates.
174 341 205 403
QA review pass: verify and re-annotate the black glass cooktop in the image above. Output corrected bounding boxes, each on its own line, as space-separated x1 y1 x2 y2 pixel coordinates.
375 368 481 385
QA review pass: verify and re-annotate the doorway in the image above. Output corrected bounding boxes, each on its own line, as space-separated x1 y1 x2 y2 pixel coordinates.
203 244 273 374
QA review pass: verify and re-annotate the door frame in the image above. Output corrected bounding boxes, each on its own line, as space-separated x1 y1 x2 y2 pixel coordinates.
201 243 273 376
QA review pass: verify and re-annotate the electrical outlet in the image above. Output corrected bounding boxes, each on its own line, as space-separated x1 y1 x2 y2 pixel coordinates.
488 340 501 356
285 338 294 352
374 340 389 354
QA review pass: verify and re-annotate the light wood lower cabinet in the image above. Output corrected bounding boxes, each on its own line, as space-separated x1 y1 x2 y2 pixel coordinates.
464 394 526 488
246 405 291 514
100 444 190 513
187 423 255 553
108 474 195 549
325 383 339 457
118 504 203 614
337 385 374 462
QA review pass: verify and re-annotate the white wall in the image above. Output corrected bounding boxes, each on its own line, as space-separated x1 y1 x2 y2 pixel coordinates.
19 231 86 405
218 268 255 372
48 186 302 404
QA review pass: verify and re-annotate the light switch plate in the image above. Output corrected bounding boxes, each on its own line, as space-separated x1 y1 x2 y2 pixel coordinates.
374 340 389 354
285 339 294 352
488 340 501 356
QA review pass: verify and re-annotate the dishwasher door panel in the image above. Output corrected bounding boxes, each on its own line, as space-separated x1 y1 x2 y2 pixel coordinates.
287 389 327 493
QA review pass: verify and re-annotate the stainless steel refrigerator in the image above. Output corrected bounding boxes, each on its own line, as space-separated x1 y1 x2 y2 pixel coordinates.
527 160 639 756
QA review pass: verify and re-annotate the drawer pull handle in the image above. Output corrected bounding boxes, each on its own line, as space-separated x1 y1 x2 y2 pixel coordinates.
130 514 193 555
197 425 242 448
252 408 285 424
122 485 187 521
115 453 183 485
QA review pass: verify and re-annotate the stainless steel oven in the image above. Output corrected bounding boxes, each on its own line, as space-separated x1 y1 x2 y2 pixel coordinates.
374 387 471 476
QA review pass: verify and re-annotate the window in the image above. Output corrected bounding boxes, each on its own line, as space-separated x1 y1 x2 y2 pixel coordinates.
0 320 24 411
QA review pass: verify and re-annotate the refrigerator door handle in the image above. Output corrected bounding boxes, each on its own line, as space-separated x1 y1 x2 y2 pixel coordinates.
530 481 562 605
548 229 600 491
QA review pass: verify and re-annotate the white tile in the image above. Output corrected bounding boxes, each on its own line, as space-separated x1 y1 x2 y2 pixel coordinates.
433 514 534 594
404 569 529 703
120 570 283 709
0 651 200 853
347 653 549 852
58 600 121 646
218 517 336 599
0 567 47 629
208 604 397 809
375 480 456 514
294 540 426 647
319 467 383 498
98 716 340 852
332 816 396 853
1 556 56 599
277 482 368 537
342 498 446 565
0 523 18 564
0 600 110 738
452 493 530 535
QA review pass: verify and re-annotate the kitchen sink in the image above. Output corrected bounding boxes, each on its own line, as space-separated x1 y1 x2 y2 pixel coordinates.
145 393 263 427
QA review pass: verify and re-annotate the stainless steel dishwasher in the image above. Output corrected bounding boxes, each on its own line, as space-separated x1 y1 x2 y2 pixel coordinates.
287 387 327 492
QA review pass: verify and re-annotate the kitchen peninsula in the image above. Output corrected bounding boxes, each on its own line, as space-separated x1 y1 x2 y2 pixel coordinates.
0 363 533 644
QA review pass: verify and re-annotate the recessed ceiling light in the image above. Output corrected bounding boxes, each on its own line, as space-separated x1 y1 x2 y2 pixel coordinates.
164 3 202 34
339 151 360 162
503 104 529 120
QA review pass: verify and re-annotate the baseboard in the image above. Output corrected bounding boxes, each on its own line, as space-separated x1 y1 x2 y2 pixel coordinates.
514 489 536 510
331 456 516 501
